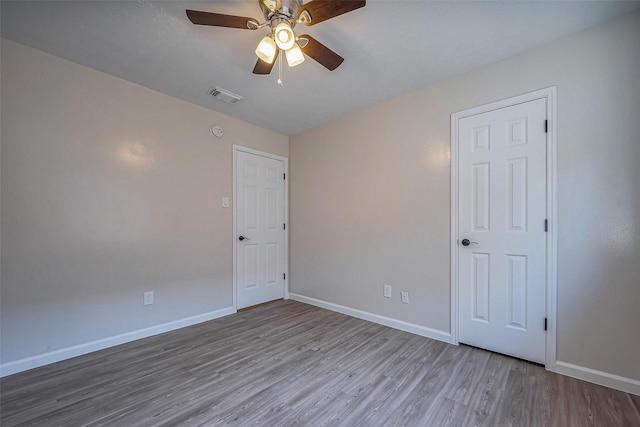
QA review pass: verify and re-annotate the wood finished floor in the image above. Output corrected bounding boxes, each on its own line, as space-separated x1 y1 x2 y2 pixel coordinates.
1 300 638 426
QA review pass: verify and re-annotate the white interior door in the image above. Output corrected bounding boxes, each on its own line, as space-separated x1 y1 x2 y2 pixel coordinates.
235 150 285 309
457 98 547 363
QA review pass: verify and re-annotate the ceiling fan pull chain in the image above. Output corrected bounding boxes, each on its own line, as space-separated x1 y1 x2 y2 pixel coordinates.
277 51 284 86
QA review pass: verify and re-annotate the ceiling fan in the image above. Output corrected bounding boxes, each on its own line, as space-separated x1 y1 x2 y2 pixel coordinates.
186 0 366 75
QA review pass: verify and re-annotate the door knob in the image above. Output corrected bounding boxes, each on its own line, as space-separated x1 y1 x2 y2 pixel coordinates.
238 235 249 241
461 238 478 246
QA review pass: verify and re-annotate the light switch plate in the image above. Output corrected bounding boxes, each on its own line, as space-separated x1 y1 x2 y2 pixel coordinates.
222 197 229 208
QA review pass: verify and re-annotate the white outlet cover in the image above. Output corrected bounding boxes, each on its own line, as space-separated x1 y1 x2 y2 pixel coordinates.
383 285 392 298
401 292 409 304
144 291 154 305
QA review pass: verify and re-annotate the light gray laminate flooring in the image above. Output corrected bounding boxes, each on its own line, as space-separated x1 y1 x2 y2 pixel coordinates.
1 300 638 426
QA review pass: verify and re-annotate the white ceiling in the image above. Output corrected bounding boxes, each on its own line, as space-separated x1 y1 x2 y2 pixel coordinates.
2 1 639 136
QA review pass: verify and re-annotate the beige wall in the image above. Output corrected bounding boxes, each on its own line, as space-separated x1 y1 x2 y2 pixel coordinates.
0 39 288 364
2 10 639 389
290 11 640 383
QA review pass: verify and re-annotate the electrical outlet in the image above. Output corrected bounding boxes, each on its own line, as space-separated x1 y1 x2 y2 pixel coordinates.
383 285 392 298
401 291 409 304
143 291 154 306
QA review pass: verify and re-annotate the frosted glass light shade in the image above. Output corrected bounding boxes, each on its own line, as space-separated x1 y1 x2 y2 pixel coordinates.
274 22 295 50
285 43 305 67
255 36 277 64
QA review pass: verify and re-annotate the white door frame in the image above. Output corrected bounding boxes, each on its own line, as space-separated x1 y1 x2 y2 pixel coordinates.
233 145 289 310
450 87 558 367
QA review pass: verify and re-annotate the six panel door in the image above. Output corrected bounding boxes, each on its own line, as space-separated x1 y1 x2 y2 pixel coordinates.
458 98 547 363
236 150 285 309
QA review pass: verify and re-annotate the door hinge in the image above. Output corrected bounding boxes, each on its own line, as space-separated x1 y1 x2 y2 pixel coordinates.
283 223 286 230
283 273 286 280
544 219 548 232
283 173 286 180
545 120 548 133
544 318 548 331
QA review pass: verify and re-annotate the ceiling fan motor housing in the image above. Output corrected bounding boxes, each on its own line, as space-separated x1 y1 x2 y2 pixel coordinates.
260 0 302 26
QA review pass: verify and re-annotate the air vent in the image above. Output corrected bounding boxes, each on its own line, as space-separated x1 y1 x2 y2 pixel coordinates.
208 86 244 104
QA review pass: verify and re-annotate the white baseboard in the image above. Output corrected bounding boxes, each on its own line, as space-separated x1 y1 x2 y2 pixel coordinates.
549 361 640 396
0 306 236 378
289 293 453 344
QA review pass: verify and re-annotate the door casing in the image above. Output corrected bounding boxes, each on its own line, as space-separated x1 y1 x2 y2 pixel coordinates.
233 145 289 310
450 87 557 367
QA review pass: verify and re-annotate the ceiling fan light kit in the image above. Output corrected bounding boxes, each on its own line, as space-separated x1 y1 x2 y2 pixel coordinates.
186 0 366 75
256 36 277 63
285 43 305 67
274 22 295 50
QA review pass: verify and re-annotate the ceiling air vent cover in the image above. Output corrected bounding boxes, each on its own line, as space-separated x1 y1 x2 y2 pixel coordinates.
208 86 244 104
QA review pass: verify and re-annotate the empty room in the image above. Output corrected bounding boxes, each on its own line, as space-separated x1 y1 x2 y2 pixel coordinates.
1 1 639 425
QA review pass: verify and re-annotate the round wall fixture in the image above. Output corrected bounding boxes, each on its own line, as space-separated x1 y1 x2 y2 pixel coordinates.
210 125 224 138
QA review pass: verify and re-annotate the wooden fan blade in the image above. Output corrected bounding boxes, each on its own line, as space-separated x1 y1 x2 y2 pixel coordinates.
299 35 344 71
253 49 280 74
186 10 259 29
298 0 366 26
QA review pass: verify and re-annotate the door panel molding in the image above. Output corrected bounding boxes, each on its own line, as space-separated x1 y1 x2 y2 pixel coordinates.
233 145 289 309
450 87 557 367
